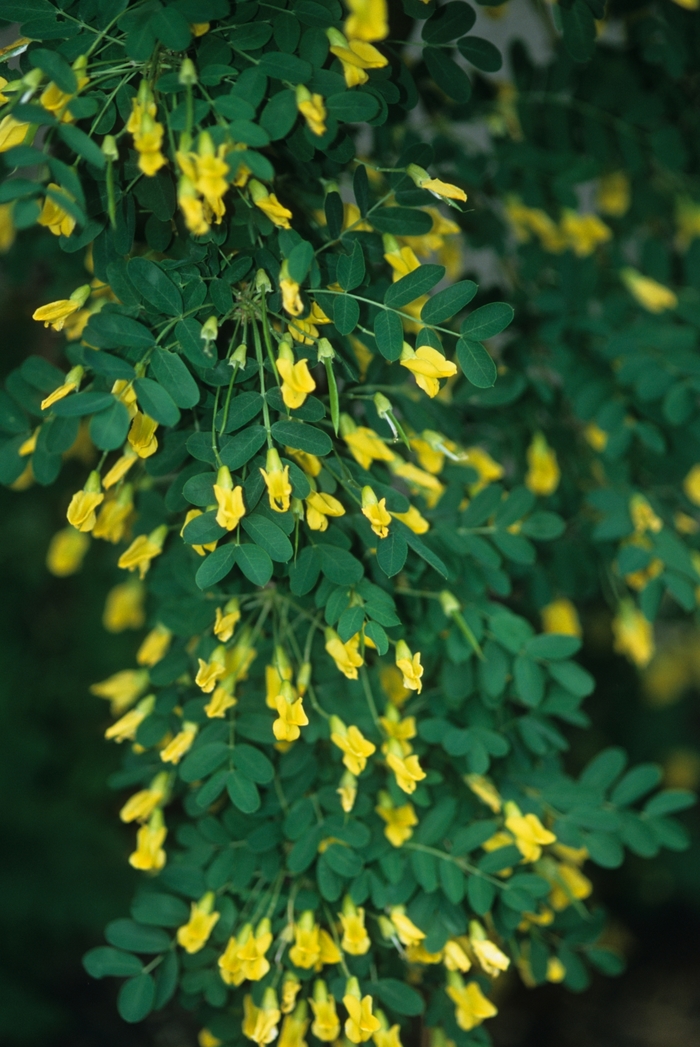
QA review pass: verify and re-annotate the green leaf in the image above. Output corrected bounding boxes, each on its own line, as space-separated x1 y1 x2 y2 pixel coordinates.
333 294 360 335
457 36 503 73
478 844 521 873
610 765 662 807
58 124 105 169
30 47 77 93
196 769 229 809
0 435 26 485
422 2 476 42
377 531 408 577
132 378 181 427
50 391 114 417
401 527 449 578
451 820 499 855
440 859 465 903
219 425 268 470
424 48 472 102
371 208 433 236
233 744 275 784
323 843 363 878
117 973 155 1024
151 5 192 49
271 420 332 456
580 747 627 790
105 919 170 954
456 337 497 388
217 391 263 433
374 309 404 361
130 893 190 928
227 770 261 813
241 513 293 562
560 0 596 62
520 511 565 540
384 265 445 309
587 948 625 977
374 980 424 1017
319 545 364 584
461 302 514 340
234 543 274 586
86 312 155 350
584 832 624 868
525 634 581 660
176 318 212 368
415 797 456 845
258 52 312 83
180 742 230 783
644 790 696 817
287 240 314 284
89 399 131 450
150 349 200 409
337 240 365 291
261 89 298 141
83 946 143 979
127 258 183 317
326 91 380 122
467 874 496 915
289 546 321 595
548 660 595 697
353 164 370 217
195 545 237 590
182 510 226 545
421 280 478 324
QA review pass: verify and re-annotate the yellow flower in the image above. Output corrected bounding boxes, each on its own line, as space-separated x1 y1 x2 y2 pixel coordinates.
33 283 91 331
379 705 416 756
90 668 149 715
541 598 581 638
504 801 556 861
344 0 388 41
66 471 104 532
343 991 381 1044
383 241 421 279
0 115 29 152
525 433 560 496
395 639 423 693
343 424 396 469
684 464 700 506
339 902 371 955
504 197 567 252
675 196 700 250
310 984 339 1042
546 861 593 911
612 602 654 668
630 494 662 535
137 624 172 667
196 646 228 693
289 912 334 969
584 423 608 452
386 750 426 794
260 448 292 512
281 974 302 1014
621 268 677 313
597 171 630 217
46 527 89 576
546 957 566 982
443 939 472 972
199 1031 222 1047
286 446 322 476
103 447 138 488
237 919 274 981
129 811 167 871
280 276 304 317
105 695 155 743
250 179 293 228
119 772 169 823
390 908 424 946
194 135 229 217
214 598 241 642
328 31 388 87
103 579 145 632
161 721 198 764
0 202 15 252
446 979 497 1031
391 505 429 534
181 508 217 556
130 92 167 177
278 342 316 407
204 679 237 719
330 716 376 774
469 922 510 976
37 184 77 238
177 893 220 954
405 943 443 965
118 525 167 579
279 1007 309 1047
128 412 159 458
218 928 246 986
407 164 467 204
296 85 327 135
305 490 345 531
178 175 209 235
559 210 612 256
361 485 391 538
273 681 309 741
337 770 358 813
400 342 457 398
380 664 411 706
92 486 133 545
325 629 364 680
214 466 246 530
243 990 281 1046
375 794 417 846
465 773 502 813
40 72 89 122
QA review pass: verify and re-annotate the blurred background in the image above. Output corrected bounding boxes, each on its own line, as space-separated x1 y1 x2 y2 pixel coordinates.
1 230 697 1047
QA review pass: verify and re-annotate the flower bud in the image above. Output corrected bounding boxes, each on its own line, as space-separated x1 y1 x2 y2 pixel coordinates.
102 135 118 162
317 337 335 361
201 315 218 343
439 590 461 617
179 57 197 85
230 342 247 367
255 266 272 292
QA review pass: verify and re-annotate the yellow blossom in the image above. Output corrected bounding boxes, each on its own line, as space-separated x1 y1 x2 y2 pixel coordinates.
196 645 228 692
306 490 345 531
128 412 159 458
386 750 426 794
683 464 700 506
137 624 172 667
281 974 302 1014
260 448 292 512
328 31 388 87
119 772 169 823
105 695 155 743
379 705 416 756
621 268 677 313
286 447 322 476
103 446 138 488
337 770 358 813
525 433 560 496
465 773 502 813
597 171 630 217
541 598 582 637
325 629 364 680
344 0 388 41
237 919 274 981
339 900 371 955
214 598 241 642
46 527 90 576
407 164 467 204
181 508 217 556
0 115 29 152
118 525 167 579
92 487 133 545
584 423 608 452
395 639 423 693
630 493 663 535
405 943 443 965
391 505 429 534
250 179 293 228
177 893 220 954
330 715 376 774
612 603 654 667
675 196 700 250
469 922 510 976
129 811 167 871
199 1031 222 1047
296 85 327 135
343 989 381 1044
277 341 316 407
504 801 556 861
161 721 198 765
342 423 396 469
559 210 612 256
310 984 340 1042
546 861 593 911
389 907 424 946
546 957 566 982
446 978 497 1031
443 939 472 972
33 283 90 331
213 466 246 530
0 202 14 252
103 579 145 632
243 990 281 1046
178 175 209 235
204 678 237 718
90 668 149 716
383 241 421 279
375 794 417 846
279 1007 309 1047
281 276 304 317
273 681 309 741
380 665 411 706
361 485 391 538
504 197 567 251
37 184 76 238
